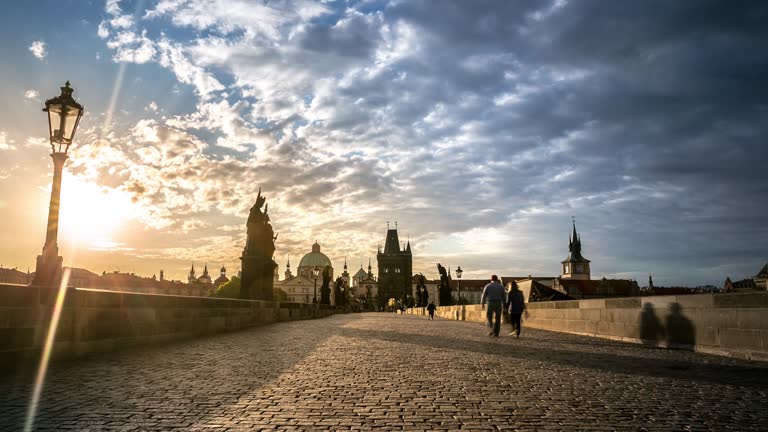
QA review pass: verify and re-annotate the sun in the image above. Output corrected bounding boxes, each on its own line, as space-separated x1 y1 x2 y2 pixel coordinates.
57 177 137 249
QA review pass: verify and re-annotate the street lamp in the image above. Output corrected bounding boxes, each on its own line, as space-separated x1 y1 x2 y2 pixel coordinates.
312 266 320 304
33 82 84 287
455 266 463 304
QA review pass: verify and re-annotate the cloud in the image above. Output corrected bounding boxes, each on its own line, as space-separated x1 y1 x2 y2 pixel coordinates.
0 131 16 151
29 40 47 59
83 0 768 284
24 89 39 100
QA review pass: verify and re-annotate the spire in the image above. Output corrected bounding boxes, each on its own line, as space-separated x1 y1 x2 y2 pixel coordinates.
344 256 347 270
368 258 372 277
383 224 401 254
203 263 209 276
286 256 291 269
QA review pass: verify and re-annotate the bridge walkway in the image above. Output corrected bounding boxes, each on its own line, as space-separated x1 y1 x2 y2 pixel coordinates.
2 313 766 430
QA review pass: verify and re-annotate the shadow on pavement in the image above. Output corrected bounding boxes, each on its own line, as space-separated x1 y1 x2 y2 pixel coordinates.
0 315 358 431
335 324 768 390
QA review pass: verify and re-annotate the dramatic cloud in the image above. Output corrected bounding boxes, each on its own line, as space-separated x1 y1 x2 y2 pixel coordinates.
3 0 766 285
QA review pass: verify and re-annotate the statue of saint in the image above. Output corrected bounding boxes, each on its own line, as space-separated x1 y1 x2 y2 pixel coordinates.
320 265 332 304
437 263 452 305
244 188 276 258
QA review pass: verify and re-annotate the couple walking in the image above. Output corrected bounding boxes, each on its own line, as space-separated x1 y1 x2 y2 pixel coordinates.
481 275 526 337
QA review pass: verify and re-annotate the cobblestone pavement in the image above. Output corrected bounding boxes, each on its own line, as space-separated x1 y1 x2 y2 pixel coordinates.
2 313 768 431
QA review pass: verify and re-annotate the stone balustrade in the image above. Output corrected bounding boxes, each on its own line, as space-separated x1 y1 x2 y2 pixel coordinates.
0 283 339 368
409 292 768 361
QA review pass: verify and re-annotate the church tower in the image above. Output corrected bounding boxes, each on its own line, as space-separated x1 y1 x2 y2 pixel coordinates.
284 257 292 280
376 222 413 308
341 257 350 292
561 219 591 280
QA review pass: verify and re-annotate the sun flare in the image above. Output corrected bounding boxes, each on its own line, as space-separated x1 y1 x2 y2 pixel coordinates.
57 177 137 249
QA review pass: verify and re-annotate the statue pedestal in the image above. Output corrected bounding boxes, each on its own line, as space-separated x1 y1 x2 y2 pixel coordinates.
240 255 277 301
33 253 63 287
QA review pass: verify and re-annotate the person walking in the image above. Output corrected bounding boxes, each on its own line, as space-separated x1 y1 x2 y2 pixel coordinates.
426 301 436 320
507 282 526 337
481 275 505 337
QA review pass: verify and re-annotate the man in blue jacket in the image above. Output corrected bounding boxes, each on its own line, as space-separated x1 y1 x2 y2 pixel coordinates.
481 275 505 337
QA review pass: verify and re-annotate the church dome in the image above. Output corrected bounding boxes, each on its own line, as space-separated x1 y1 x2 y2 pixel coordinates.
298 241 332 269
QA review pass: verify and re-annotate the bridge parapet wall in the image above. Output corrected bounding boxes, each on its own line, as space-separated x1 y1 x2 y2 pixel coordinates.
409 292 768 361
0 283 339 366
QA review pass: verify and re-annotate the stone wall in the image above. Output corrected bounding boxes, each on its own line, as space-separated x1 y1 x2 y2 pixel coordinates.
0 283 339 368
410 292 768 361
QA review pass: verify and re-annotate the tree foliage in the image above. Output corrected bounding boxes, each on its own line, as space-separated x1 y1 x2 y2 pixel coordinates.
211 276 241 299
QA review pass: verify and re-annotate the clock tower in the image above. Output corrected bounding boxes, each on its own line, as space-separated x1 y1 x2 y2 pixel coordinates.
561 219 591 280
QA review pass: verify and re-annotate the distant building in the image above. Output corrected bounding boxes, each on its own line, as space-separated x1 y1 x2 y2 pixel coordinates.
724 277 757 292
753 262 768 290
447 276 559 304
214 266 229 288
560 220 590 280
0 266 31 285
275 244 336 304
723 262 768 293
277 273 316 304
376 224 412 307
352 260 378 304
552 221 639 299
297 241 333 280
645 274 716 295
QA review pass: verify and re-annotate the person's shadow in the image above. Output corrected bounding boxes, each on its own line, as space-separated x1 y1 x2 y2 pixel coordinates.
666 302 696 348
639 303 665 346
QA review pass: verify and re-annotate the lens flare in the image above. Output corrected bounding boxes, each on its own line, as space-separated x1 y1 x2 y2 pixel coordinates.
24 268 71 432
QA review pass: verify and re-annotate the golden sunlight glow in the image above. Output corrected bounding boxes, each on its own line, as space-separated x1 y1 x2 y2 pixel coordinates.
58 176 137 249
24 268 71 432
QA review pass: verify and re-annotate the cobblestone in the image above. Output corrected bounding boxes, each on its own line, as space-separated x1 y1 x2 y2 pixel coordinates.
2 313 767 431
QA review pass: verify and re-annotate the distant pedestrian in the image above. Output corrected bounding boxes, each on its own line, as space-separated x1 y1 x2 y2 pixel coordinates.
507 282 526 337
481 275 506 337
427 301 436 320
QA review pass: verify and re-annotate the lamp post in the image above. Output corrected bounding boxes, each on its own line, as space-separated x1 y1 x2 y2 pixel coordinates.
455 266 463 304
33 82 84 287
312 266 320 304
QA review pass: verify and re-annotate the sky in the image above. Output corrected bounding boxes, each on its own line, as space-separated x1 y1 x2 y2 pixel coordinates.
0 0 766 286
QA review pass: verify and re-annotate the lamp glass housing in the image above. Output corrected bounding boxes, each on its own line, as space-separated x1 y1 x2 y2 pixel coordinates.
43 82 84 154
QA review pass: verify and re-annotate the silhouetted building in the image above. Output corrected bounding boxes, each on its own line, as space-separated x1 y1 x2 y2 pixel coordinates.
0 266 31 285
753 262 768 290
561 220 590 280
553 221 639 298
724 276 757 292
214 266 229 288
376 224 412 307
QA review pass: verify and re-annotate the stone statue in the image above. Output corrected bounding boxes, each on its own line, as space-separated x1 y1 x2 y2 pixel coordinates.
437 263 452 306
320 265 332 305
416 273 427 307
334 276 345 306
244 188 275 258
240 187 278 301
